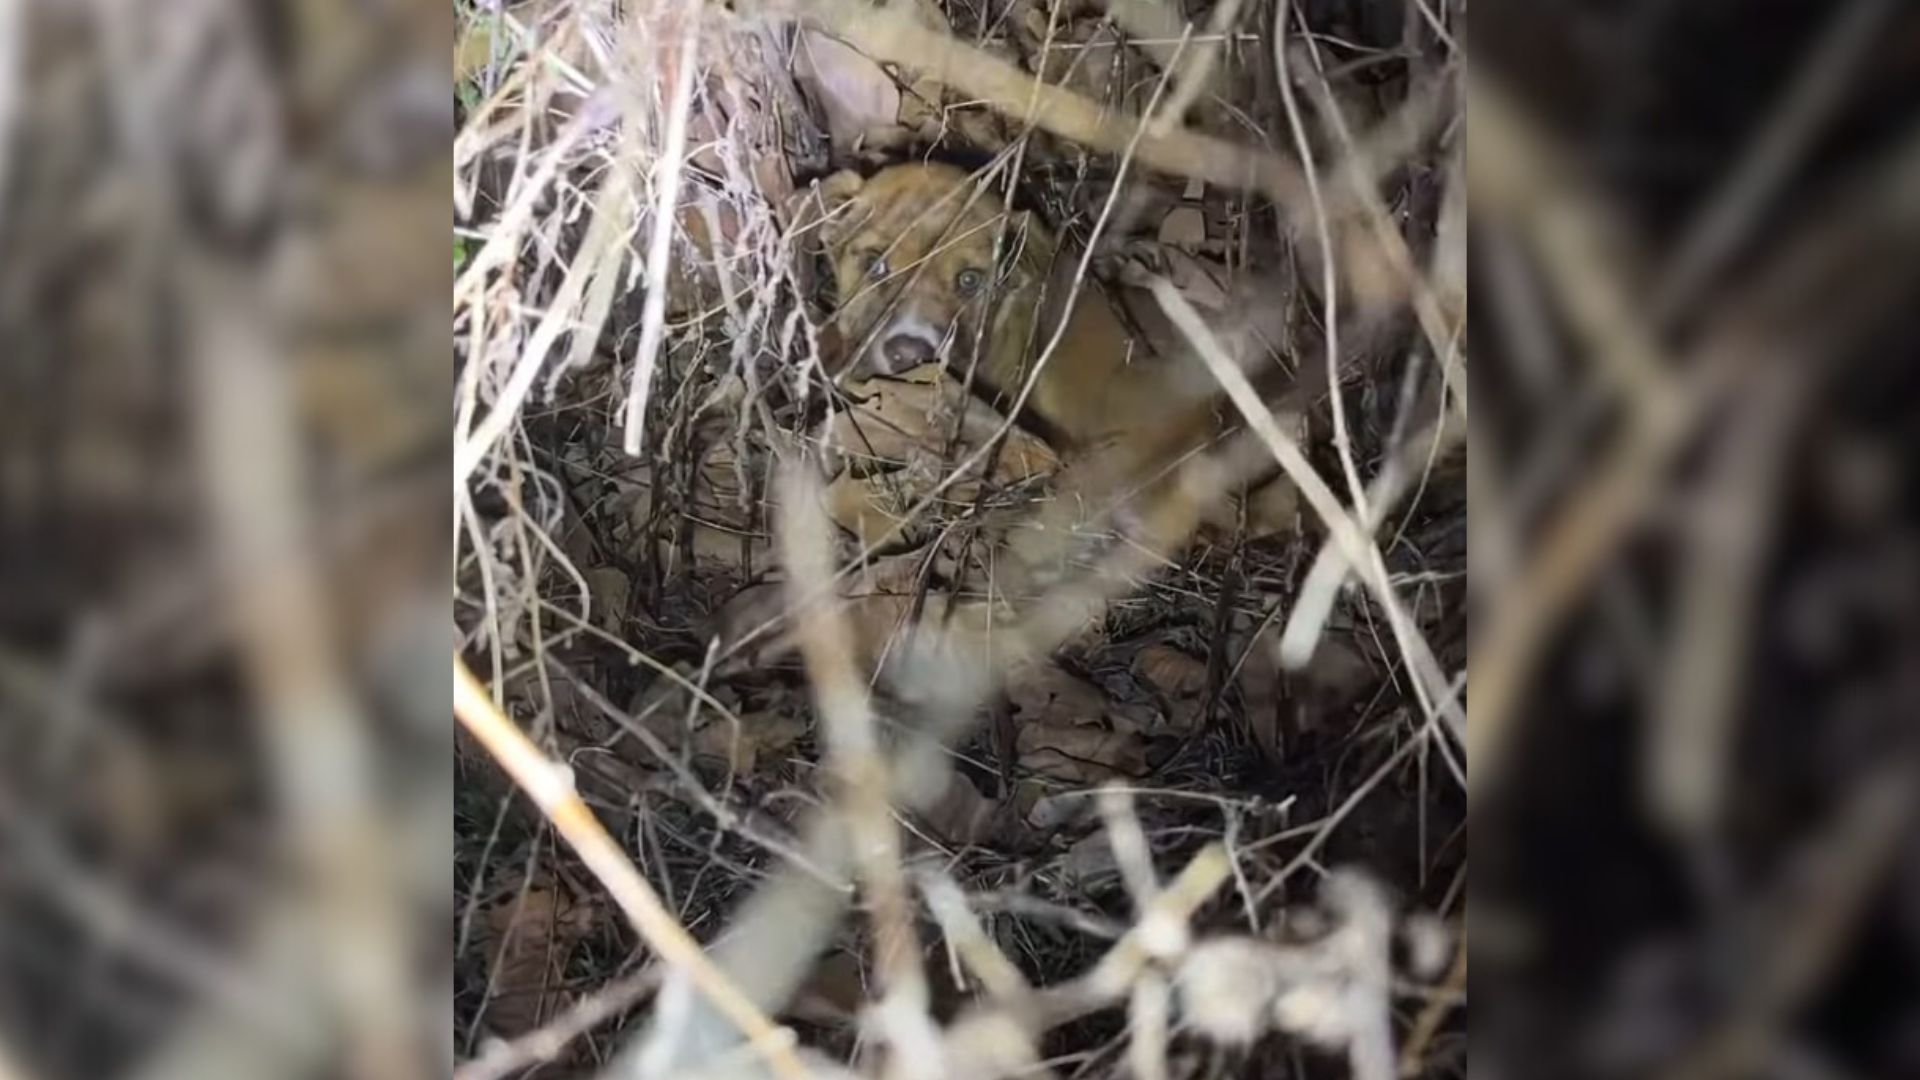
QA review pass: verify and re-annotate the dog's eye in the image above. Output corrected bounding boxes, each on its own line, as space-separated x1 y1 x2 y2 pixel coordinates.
865 253 889 280
954 267 985 296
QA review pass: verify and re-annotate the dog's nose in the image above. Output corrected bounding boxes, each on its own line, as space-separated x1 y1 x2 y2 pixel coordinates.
880 334 937 372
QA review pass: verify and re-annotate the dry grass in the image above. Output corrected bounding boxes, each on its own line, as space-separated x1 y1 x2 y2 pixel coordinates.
453 1 1465 1077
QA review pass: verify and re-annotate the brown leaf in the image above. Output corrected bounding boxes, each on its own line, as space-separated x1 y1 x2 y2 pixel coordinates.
1240 476 1300 540
825 467 985 552
1162 248 1231 311
1016 722 1148 783
689 710 809 774
480 885 600 1038
828 372 1058 482
619 440 773 574
1135 643 1210 735
1234 619 1286 766
1158 205 1207 252
1061 830 1122 888
1006 660 1111 729
583 566 631 633
1136 643 1208 699
788 951 868 1026
826 471 911 551
1300 634 1375 712
919 772 1008 847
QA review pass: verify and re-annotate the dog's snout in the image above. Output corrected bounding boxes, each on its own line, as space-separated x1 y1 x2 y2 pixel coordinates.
881 334 937 371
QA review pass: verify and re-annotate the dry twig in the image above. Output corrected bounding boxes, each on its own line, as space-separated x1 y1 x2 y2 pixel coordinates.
453 656 810 1080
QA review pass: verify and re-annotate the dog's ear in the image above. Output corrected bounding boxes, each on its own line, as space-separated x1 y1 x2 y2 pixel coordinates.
788 169 867 247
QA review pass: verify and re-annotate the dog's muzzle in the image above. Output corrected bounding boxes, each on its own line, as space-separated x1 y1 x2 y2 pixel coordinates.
865 315 946 376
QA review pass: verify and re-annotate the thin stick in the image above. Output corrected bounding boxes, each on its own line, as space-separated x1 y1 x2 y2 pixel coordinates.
1292 36 1464 412
1274 2 1363 526
0 0 21 237
622 2 703 456
921 873 1034 1005
185 258 417 1080
776 463 932 1033
1039 844 1231 1020
608 453 1232 1078
1278 414 1461 672
1099 787 1163 910
0 1038 33 1080
454 90 619 483
1466 360 1714 799
1254 727 1426 900
457 970 659 1080
1152 278 1462 743
1469 121 1920 800
1655 0 1897 321
1468 76 1675 415
1142 0 1246 136
1127 973 1171 1080
1661 767 1916 1080
1646 360 1806 841
452 656 809 1080
786 0 1307 205
1396 934 1464 1077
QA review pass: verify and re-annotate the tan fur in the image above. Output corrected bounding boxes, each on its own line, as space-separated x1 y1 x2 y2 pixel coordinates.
813 163 1208 452
808 163 1299 587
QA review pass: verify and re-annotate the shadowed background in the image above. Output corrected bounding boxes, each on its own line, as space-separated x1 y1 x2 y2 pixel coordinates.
1472 1 1920 1077
0 1 449 1078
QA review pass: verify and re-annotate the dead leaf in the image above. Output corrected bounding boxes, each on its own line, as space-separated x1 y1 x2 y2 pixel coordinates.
793 31 902 154
1240 476 1300 540
825 466 986 552
827 471 912 551
1162 248 1231 311
951 107 1014 152
1158 205 1207 252
583 566 631 633
788 951 868 1026
707 570 1008 694
689 709 809 774
1026 790 1098 831
1006 660 1114 729
480 884 600 1038
705 582 798 675
1061 830 1122 888
1300 634 1375 712
1234 617 1286 766
1115 244 1232 312
1015 12 1128 103
919 772 1012 847
827 372 1058 483
1137 643 1208 699
1016 721 1148 783
1135 643 1211 734
849 551 934 594
618 440 773 574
